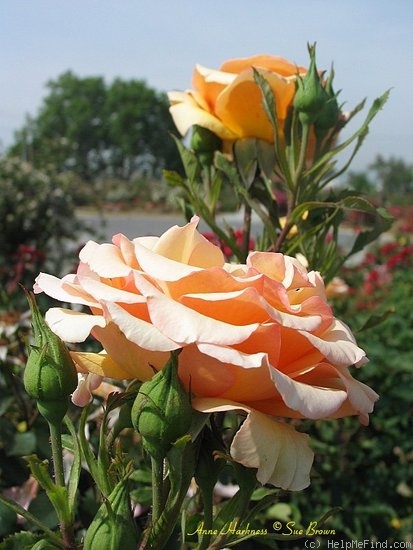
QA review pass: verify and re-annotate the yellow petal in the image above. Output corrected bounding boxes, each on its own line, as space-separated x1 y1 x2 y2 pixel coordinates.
215 68 296 142
220 55 306 78
71 352 134 379
169 93 237 139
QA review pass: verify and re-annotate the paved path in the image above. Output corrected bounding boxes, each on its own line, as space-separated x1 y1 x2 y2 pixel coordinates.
77 210 263 241
77 209 364 262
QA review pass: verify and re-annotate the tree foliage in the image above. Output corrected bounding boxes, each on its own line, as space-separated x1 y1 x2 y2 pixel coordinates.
370 154 413 203
9 71 181 180
345 155 413 204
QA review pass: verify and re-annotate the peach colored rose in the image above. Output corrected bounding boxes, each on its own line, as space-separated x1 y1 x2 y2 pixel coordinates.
168 55 307 143
326 276 350 300
34 217 378 490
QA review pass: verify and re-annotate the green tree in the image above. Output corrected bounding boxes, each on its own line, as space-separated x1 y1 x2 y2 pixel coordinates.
104 78 180 179
345 171 376 196
9 71 180 181
370 154 413 203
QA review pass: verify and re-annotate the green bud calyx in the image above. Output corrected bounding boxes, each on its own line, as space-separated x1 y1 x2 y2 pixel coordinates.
314 65 341 138
293 43 329 126
190 124 222 154
131 350 193 459
23 292 78 424
83 478 138 550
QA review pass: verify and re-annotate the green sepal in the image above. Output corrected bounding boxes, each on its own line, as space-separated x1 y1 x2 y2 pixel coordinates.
233 138 258 188
23 292 77 425
83 478 139 550
131 350 193 460
293 43 329 126
194 426 226 496
190 124 222 166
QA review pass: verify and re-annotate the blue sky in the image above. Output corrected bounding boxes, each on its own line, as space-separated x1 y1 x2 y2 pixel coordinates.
1 0 413 170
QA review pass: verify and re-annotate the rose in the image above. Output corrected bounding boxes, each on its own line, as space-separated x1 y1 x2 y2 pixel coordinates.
168 55 307 143
34 217 378 490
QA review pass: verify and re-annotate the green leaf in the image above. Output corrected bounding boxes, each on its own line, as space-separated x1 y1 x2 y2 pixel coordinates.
356 307 395 332
209 169 223 210
25 455 55 492
253 69 293 186
0 532 59 550
172 136 200 184
0 500 17 537
215 151 242 184
0 494 62 546
233 138 258 188
346 215 393 258
163 169 186 187
31 540 61 550
256 139 277 180
27 492 59 530
8 431 37 456
253 69 279 133
0 396 14 416
305 90 391 181
64 417 81 519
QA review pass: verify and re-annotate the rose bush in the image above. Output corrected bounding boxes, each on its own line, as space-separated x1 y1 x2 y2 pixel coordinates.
34 217 378 491
168 55 307 143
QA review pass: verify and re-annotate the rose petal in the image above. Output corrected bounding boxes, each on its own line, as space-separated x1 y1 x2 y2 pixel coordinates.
219 55 306 77
168 92 237 140
102 301 180 352
34 272 97 307
215 68 296 141
334 366 379 425
300 318 366 367
269 365 347 419
79 240 132 278
192 398 313 490
196 343 269 369
146 293 259 346
71 373 103 407
71 352 136 380
152 216 225 268
45 308 106 343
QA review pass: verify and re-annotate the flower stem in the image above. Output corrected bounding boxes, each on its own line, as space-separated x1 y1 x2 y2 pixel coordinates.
198 487 214 550
241 203 252 261
48 421 77 550
151 456 165 526
49 422 65 487
293 122 310 186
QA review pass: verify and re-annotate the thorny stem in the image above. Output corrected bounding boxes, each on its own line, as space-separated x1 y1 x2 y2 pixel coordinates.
241 202 252 261
49 422 77 550
151 456 165 527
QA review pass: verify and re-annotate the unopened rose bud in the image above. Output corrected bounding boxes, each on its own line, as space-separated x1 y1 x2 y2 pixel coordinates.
314 66 341 139
83 478 138 550
131 350 193 459
23 292 78 425
190 124 222 164
293 43 329 126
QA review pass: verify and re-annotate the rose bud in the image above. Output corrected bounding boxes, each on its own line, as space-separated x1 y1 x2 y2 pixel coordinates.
314 66 342 140
23 292 77 425
131 351 193 460
190 124 222 165
83 478 138 550
293 43 329 126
